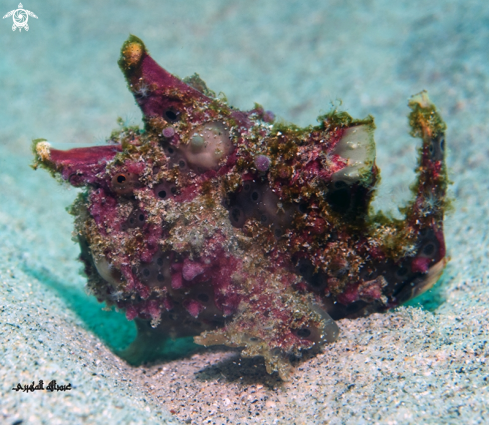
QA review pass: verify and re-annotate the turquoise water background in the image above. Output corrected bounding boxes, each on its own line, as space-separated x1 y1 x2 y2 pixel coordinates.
1 1 489 423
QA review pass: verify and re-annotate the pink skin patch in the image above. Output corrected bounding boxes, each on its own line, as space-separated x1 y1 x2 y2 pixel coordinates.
254 155 270 172
263 110 275 123
88 189 118 234
358 279 383 301
162 126 175 138
411 257 431 274
145 300 161 320
336 284 360 305
125 305 138 321
183 299 205 318
126 51 210 119
49 145 121 187
163 297 173 311
50 145 121 165
182 259 205 281
171 272 183 290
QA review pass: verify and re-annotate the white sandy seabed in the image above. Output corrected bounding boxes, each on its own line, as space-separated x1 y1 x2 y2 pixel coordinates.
1 0 489 423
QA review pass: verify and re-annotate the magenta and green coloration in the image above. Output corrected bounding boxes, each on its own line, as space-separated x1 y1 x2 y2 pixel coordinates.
32 35 448 378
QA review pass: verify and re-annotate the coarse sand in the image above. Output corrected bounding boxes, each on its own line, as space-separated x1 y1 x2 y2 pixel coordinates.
1 0 489 423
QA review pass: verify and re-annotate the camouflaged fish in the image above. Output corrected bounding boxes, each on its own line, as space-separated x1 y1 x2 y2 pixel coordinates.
32 35 448 379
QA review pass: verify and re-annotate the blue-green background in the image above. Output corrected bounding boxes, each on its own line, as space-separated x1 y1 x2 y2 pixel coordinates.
1 1 488 423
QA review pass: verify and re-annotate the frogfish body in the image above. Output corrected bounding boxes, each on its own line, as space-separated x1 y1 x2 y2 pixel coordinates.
33 35 448 378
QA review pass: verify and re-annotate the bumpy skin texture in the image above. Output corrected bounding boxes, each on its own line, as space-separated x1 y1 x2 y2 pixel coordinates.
32 36 448 379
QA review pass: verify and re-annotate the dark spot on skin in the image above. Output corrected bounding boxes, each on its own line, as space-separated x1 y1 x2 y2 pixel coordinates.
125 209 148 230
327 181 351 213
428 133 444 161
299 203 309 213
155 182 177 200
157 257 164 266
260 214 268 224
165 109 179 122
423 242 436 256
334 180 347 190
143 268 150 277
111 171 139 195
297 261 326 290
309 274 324 288
328 231 338 242
274 228 282 238
396 265 408 277
335 269 349 279
249 337 259 342
197 293 209 302
157 273 165 282
366 271 375 280
68 173 82 185
328 189 350 211
179 160 186 169
297 328 311 338
210 319 225 328
231 208 241 222
243 183 251 192
251 191 259 202
167 146 175 155
230 207 245 227
359 267 376 280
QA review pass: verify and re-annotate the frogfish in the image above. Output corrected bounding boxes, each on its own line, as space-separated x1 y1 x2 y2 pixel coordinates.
32 35 448 379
